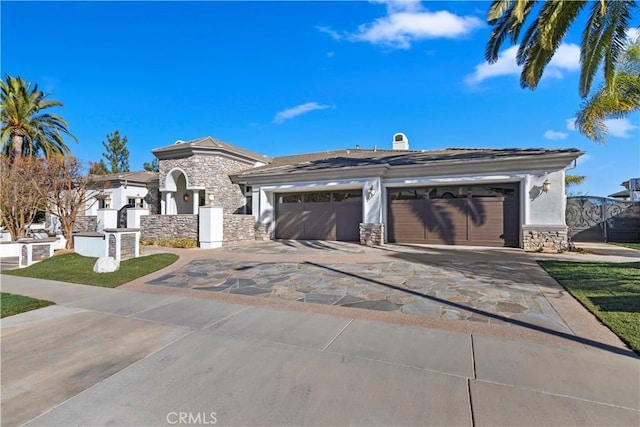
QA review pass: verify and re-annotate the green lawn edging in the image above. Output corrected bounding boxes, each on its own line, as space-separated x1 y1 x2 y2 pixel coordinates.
538 260 640 354
1 293 54 318
4 252 179 288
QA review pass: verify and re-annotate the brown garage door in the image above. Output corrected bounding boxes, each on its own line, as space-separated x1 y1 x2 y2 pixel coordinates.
388 184 520 247
275 190 362 241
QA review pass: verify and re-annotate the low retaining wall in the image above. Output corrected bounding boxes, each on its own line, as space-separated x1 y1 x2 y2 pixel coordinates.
140 214 198 241
223 214 255 242
74 229 140 261
255 222 272 241
360 223 384 246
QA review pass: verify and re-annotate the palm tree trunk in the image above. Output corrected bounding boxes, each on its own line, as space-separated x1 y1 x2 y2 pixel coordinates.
11 134 23 158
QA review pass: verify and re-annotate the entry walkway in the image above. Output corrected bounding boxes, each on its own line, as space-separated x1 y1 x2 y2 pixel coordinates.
1 274 638 426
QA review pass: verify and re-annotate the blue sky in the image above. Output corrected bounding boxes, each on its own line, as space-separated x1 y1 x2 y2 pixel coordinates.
2 1 639 197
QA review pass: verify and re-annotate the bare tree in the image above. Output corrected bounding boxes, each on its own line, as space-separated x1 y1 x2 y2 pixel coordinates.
42 156 100 249
0 155 47 240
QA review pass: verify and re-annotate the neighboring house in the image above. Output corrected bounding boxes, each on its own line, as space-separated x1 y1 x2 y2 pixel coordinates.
144 133 582 251
608 180 631 200
85 171 160 215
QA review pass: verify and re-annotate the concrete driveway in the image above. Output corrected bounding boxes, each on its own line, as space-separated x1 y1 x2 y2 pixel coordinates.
2 242 639 426
1 274 639 427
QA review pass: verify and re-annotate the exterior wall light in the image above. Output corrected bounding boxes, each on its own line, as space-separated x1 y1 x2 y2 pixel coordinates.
208 194 215 206
135 193 142 207
542 179 551 193
183 193 190 202
368 185 376 198
104 194 111 209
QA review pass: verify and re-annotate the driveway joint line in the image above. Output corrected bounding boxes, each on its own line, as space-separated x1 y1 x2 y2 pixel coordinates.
322 318 354 352
22 329 197 426
467 378 476 427
200 305 253 329
470 334 477 380
471 378 640 411
127 296 188 317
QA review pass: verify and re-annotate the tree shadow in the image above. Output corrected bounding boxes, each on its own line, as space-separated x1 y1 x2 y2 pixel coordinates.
304 260 638 358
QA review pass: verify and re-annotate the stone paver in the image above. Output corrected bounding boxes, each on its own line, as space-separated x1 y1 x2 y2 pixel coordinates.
146 241 572 333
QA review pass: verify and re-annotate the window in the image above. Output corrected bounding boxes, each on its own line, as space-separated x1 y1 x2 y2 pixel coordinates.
333 190 362 202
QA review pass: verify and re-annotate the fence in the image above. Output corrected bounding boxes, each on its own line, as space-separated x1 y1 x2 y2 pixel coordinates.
566 196 640 243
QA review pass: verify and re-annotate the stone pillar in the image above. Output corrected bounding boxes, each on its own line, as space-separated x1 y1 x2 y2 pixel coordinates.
127 208 149 228
199 206 223 249
359 223 384 246
97 209 117 232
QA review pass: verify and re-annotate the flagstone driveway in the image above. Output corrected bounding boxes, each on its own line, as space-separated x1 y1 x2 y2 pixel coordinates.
144 241 572 333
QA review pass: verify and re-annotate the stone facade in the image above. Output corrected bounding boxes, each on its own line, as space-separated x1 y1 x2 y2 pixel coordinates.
108 234 116 258
145 181 161 214
140 214 198 241
74 216 97 233
160 154 253 214
522 225 568 252
360 223 384 246
121 233 136 260
223 214 255 242
31 244 51 261
255 222 272 241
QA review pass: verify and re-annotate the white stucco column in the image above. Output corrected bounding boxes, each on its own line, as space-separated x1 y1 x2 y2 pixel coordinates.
161 197 166 215
97 209 117 232
127 208 149 228
192 191 200 213
363 177 383 223
164 192 174 215
199 206 223 248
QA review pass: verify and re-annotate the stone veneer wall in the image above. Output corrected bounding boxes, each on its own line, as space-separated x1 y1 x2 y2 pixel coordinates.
31 244 51 261
255 222 272 241
223 214 255 242
121 233 136 260
140 214 198 241
360 223 384 246
522 225 568 252
159 154 253 215
145 182 160 214
74 216 97 233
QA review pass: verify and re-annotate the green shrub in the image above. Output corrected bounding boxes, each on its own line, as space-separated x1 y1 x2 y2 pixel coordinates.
157 237 197 248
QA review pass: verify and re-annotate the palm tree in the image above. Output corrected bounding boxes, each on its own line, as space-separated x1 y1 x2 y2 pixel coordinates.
574 36 640 142
485 0 638 98
1 74 76 159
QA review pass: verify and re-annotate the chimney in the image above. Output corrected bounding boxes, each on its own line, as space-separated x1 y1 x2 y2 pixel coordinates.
393 132 409 150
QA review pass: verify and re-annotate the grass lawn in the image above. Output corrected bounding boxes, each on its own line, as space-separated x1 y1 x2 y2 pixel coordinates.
615 243 640 250
538 261 640 354
1 292 54 318
4 252 178 288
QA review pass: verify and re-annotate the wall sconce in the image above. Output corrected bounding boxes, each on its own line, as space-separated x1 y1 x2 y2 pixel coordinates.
208 194 215 206
135 193 142 208
367 185 377 200
183 193 190 202
542 179 551 193
104 194 111 209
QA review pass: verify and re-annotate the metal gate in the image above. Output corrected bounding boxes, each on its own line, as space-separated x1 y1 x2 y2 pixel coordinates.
566 197 640 243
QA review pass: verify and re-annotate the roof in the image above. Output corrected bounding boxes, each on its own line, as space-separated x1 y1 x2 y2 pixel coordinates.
152 136 270 163
608 189 630 198
231 147 584 181
91 171 159 186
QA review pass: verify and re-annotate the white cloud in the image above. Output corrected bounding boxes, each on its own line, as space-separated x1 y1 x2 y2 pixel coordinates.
326 51 335 58
466 43 580 84
319 1 482 49
544 130 569 140
316 26 343 41
566 118 577 131
273 102 331 124
604 118 638 138
352 9 483 49
626 27 640 42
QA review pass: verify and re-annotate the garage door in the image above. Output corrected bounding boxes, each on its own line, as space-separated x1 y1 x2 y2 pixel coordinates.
388 184 520 247
276 190 362 241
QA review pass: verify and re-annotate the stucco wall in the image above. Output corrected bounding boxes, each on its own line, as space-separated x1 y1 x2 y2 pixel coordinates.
526 170 566 225
160 154 252 214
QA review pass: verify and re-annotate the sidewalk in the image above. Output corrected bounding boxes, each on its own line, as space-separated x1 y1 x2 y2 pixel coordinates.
1 274 638 426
